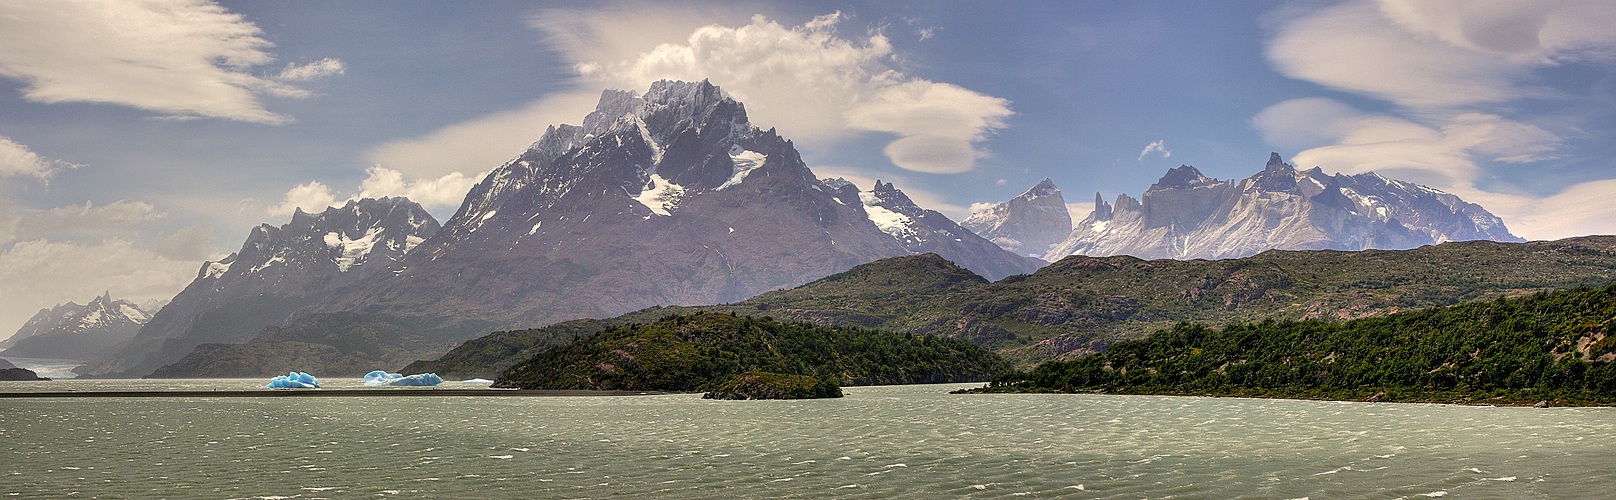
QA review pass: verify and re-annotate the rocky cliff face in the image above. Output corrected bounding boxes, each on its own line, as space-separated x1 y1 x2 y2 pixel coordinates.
149 80 1041 378
1046 153 1522 261
963 178 1072 258
1 293 152 360
76 197 439 377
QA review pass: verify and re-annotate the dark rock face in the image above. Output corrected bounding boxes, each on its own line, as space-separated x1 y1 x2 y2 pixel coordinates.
963 178 1073 258
76 197 439 378
0 367 48 381
1 293 152 361
1048 153 1523 261
153 80 1040 378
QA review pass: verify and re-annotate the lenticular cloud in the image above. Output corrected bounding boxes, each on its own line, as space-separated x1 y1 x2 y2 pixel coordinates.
363 370 443 387
267 371 320 388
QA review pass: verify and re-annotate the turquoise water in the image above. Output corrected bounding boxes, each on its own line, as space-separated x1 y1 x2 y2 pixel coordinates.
2 380 1613 498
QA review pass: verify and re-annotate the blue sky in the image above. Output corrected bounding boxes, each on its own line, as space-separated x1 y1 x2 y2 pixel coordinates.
1 0 1614 336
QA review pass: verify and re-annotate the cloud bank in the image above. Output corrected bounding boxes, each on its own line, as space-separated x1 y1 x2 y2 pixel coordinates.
0 0 341 123
1260 0 1616 240
538 10 1013 174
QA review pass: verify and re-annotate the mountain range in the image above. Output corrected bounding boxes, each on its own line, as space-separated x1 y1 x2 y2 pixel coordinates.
76 197 440 377
123 80 1041 378
0 293 155 361
71 80 1541 379
1043 153 1521 261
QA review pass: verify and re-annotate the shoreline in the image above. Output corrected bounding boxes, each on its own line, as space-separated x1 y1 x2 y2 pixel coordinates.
953 386 1616 408
0 388 670 398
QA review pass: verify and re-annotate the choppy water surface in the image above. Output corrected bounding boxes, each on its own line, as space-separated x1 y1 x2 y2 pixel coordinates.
3 380 1613 498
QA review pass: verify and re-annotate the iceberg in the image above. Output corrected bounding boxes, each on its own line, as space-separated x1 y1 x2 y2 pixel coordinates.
267 371 320 389
363 370 443 387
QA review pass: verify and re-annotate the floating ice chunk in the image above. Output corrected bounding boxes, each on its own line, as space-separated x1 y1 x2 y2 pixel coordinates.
460 378 494 384
363 370 443 387
390 373 443 386
267 371 320 389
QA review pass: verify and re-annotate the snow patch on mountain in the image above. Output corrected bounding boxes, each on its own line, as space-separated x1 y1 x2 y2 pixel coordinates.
636 174 687 216
859 191 919 241
717 145 767 191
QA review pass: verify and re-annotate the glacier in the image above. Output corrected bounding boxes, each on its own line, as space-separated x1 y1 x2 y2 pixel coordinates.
363 370 444 387
266 371 320 389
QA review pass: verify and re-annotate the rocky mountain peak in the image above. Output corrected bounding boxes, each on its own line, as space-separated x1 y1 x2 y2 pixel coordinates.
962 178 1074 258
1092 192 1113 221
1045 152 1522 262
75 197 440 378
1149 165 1221 191
2 293 154 360
1265 152 1289 171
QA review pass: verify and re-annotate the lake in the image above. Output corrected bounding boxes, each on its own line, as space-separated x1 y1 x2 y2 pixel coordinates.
2 379 1612 498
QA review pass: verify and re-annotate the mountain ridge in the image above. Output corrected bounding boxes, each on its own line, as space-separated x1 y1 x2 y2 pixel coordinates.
146 80 1039 378
1046 153 1521 261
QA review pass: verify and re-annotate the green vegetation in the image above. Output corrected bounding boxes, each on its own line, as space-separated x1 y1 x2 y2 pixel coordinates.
399 318 612 379
967 284 1616 406
702 371 842 400
422 237 1616 377
493 312 1009 391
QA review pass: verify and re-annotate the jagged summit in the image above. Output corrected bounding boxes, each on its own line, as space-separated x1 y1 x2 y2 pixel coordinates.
963 178 1074 258
143 80 1041 378
1046 153 1522 261
76 197 440 378
1149 165 1220 191
1 293 154 361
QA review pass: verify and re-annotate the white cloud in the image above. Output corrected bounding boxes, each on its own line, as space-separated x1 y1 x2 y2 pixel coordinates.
268 181 341 217
277 57 346 83
358 167 483 211
1253 97 1595 239
13 200 163 242
268 166 484 221
538 9 1013 174
1260 1 1616 241
366 91 603 179
0 239 196 341
1065 202 1094 226
0 0 336 123
0 135 62 180
1137 139 1172 161
1475 179 1616 240
1268 0 1616 111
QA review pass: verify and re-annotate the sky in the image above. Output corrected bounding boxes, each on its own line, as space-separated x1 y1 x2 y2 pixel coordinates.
1 0 1614 339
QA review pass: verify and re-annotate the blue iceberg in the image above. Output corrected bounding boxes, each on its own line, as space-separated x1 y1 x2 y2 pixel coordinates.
363 370 443 387
267 371 320 389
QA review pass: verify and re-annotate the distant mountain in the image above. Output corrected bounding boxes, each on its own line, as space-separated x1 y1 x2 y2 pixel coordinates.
151 80 1040 378
409 236 1616 379
0 293 153 360
962 178 1072 258
1046 153 1522 261
76 197 439 378
849 180 1045 280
